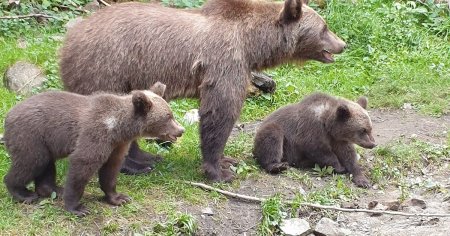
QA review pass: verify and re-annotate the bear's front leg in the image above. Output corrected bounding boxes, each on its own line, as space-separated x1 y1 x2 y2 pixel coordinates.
100 143 131 206
199 71 247 182
64 137 112 216
333 143 371 188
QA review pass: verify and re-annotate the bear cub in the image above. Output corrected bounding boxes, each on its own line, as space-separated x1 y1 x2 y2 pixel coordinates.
253 93 376 188
3 82 184 216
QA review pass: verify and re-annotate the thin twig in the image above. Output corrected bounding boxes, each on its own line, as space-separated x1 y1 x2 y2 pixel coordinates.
0 14 56 20
186 181 264 202
16 72 42 93
98 0 111 7
185 181 450 218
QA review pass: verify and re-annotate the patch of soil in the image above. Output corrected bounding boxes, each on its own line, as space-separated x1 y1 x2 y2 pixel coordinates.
183 109 450 236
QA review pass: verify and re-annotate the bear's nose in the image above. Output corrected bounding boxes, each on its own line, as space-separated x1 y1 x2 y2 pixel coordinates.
178 126 185 136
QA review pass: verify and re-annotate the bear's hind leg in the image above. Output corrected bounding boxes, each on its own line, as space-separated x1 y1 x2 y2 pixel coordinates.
253 123 288 174
35 161 63 198
4 146 51 204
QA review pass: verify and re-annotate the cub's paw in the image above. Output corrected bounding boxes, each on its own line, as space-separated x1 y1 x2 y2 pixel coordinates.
219 168 235 183
267 162 289 174
105 193 131 206
66 204 89 217
220 156 239 169
352 175 372 188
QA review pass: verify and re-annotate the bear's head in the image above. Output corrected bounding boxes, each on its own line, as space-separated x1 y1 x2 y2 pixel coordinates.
279 0 346 63
327 97 376 149
132 82 185 142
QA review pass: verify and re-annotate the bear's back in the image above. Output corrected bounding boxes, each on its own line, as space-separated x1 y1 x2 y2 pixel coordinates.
60 2 217 97
4 92 89 158
261 93 338 146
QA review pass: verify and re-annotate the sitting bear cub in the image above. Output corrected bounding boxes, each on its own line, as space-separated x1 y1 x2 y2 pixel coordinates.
253 93 376 188
3 82 184 216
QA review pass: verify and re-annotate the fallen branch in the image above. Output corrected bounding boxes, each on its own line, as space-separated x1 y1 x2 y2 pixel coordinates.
98 0 111 7
185 181 450 218
187 181 264 202
0 14 56 20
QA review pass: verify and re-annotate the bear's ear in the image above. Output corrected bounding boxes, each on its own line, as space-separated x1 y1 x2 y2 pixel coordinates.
132 91 153 115
279 0 303 24
357 96 368 109
150 81 166 97
336 104 351 122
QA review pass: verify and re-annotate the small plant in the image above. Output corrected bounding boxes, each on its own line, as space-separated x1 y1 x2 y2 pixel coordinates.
371 140 449 185
153 213 197 236
230 161 258 177
103 222 120 234
0 0 91 37
405 0 450 39
397 179 410 203
284 169 313 188
306 178 357 205
312 164 334 177
258 195 287 236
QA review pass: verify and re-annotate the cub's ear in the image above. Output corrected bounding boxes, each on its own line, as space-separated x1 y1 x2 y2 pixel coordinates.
336 104 351 122
279 0 303 24
150 81 166 97
357 96 368 109
132 91 152 115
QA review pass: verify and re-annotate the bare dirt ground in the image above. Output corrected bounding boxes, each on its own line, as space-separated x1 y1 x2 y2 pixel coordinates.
183 109 450 236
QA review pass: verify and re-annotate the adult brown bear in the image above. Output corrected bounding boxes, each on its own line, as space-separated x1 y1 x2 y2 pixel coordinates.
60 0 346 182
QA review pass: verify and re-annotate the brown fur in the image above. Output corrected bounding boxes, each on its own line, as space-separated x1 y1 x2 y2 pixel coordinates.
253 93 376 188
3 83 184 216
59 0 346 182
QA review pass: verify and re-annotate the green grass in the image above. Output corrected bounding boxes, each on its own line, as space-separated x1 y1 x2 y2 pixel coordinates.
0 0 449 234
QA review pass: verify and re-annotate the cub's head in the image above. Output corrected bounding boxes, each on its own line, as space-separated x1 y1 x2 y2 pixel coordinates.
328 97 376 149
131 82 184 142
279 0 346 63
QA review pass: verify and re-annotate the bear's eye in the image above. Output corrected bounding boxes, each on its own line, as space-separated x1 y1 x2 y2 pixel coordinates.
360 128 367 134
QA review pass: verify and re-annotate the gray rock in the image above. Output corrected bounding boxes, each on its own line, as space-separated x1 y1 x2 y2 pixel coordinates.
201 207 214 216
183 109 200 124
280 218 311 236
314 217 351 236
83 0 100 12
65 16 84 30
408 198 427 209
3 61 46 95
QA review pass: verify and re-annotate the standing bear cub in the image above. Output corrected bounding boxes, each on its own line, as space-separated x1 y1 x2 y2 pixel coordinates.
253 93 376 188
59 0 346 182
3 82 184 216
